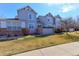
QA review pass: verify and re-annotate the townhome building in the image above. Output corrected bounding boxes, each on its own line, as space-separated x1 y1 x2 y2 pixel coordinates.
17 6 37 35
54 15 62 32
37 13 55 35
0 18 23 37
0 6 62 37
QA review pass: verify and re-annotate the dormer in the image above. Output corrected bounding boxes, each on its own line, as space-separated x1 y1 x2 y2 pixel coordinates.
55 15 61 19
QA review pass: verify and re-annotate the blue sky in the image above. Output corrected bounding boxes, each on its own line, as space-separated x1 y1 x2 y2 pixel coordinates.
0 3 79 18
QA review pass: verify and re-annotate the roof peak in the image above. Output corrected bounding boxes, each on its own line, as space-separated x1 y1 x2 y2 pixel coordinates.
17 6 37 14
46 12 54 18
46 12 52 15
55 15 61 19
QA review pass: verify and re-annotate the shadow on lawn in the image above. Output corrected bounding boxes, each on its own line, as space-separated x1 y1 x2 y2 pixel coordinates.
0 39 15 42
0 32 64 42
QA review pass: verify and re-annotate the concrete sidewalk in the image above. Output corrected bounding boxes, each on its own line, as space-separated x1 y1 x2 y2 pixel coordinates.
13 41 79 56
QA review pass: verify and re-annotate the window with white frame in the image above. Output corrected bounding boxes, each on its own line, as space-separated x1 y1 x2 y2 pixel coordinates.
28 13 32 20
21 22 26 28
28 23 34 29
53 18 55 24
7 26 21 30
29 14 31 19
1 21 7 28
48 19 50 21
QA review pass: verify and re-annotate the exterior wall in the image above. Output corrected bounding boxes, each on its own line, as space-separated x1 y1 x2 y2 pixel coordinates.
37 13 55 35
21 21 26 28
55 17 62 29
7 30 23 36
20 21 30 35
0 21 7 28
0 20 7 37
44 16 54 27
0 28 8 37
0 20 23 37
6 20 23 36
68 28 74 32
17 6 37 34
22 21 37 34
21 28 29 35
37 14 55 28
17 7 36 21
27 22 37 34
0 20 7 28
40 28 54 35
7 20 21 30
17 8 28 20
0 20 23 36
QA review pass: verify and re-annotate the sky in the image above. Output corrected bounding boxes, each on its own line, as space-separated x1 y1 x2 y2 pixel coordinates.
0 3 79 18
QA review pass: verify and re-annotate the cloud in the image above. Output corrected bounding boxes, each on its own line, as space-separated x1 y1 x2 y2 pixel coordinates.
60 4 76 13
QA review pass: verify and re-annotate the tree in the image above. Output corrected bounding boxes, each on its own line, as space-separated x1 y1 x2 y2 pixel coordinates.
61 17 76 35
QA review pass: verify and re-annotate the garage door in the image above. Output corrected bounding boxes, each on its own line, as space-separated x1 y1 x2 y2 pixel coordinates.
42 28 54 35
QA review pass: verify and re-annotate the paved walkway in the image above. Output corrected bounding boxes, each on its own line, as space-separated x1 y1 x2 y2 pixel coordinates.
13 41 79 56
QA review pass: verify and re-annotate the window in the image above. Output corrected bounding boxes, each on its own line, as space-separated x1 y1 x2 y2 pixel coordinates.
7 26 21 30
7 26 11 30
53 19 55 24
27 8 29 11
29 25 33 28
29 24 34 29
47 17 50 22
21 22 26 28
29 14 32 19
1 21 7 28
48 19 49 21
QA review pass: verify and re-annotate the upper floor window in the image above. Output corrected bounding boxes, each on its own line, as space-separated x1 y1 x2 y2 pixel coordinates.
48 19 49 21
47 17 50 22
53 19 55 24
29 14 32 19
27 8 29 11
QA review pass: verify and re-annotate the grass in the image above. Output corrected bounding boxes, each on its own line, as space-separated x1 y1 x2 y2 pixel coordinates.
0 31 79 55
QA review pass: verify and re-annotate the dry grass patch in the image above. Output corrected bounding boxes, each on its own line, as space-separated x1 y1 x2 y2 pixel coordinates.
0 32 79 55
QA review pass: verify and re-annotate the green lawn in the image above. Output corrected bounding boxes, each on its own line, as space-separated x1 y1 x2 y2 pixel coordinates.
0 32 79 56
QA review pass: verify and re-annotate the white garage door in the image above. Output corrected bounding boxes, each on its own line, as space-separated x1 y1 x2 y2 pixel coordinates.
42 28 54 35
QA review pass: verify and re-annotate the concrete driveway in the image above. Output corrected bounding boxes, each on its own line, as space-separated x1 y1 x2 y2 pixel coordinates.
13 41 79 56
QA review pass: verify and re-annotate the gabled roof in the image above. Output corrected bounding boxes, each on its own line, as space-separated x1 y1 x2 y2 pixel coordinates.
55 15 62 19
6 18 19 20
45 12 54 18
37 13 55 20
17 6 37 14
37 15 44 19
0 18 18 20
